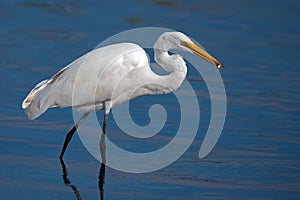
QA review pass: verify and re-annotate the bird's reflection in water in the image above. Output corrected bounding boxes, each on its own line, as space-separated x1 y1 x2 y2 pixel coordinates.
99 130 107 200
59 132 107 200
60 158 83 200
98 163 106 200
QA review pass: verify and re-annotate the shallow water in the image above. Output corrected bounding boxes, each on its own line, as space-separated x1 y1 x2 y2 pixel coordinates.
1 0 300 199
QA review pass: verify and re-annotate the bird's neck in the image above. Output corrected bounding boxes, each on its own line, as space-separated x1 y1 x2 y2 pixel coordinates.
154 49 187 93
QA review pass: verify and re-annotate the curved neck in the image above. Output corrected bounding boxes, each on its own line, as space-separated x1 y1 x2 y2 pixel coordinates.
153 48 187 93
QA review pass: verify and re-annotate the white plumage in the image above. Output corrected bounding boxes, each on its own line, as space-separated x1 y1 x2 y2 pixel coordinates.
22 31 222 158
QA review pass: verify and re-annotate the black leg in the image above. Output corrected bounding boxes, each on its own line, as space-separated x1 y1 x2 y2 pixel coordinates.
102 112 109 135
98 163 106 200
99 112 109 200
100 112 109 164
59 112 90 159
59 126 77 159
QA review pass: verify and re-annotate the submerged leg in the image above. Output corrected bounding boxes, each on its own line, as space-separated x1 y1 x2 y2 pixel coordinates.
59 112 90 159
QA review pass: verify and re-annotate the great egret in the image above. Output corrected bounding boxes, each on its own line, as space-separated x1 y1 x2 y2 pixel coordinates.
22 32 223 159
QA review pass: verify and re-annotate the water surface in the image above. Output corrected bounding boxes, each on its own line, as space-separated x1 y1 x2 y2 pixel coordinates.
1 0 300 199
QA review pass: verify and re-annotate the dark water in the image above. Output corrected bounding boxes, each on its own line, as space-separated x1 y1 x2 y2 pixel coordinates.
1 0 300 199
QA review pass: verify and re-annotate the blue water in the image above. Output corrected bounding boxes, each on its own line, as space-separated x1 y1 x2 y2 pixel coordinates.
1 0 300 199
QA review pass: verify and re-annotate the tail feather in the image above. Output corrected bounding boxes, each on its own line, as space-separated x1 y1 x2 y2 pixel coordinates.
22 79 48 109
25 98 52 120
22 79 53 120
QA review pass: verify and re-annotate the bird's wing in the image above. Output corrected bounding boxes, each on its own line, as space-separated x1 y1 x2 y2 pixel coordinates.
24 43 149 119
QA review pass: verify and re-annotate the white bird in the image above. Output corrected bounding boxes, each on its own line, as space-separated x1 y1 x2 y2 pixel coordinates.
22 32 223 159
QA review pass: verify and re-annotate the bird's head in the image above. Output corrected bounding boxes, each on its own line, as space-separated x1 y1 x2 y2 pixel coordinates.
157 32 223 69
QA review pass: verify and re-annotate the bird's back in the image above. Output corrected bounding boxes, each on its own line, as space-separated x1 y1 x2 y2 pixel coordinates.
23 43 149 119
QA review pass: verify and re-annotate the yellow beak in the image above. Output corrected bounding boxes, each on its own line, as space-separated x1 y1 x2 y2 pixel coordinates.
181 41 223 69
